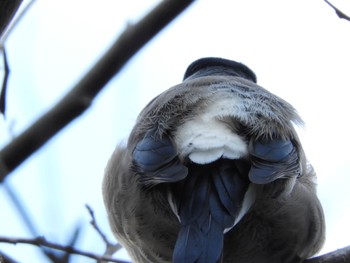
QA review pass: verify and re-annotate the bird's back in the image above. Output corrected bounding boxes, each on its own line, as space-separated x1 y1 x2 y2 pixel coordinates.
103 57 325 263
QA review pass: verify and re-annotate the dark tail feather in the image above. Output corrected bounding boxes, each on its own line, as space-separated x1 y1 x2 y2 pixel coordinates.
171 159 249 263
173 216 223 263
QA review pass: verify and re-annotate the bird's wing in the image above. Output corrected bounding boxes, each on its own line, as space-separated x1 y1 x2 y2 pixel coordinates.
132 129 188 186
248 137 301 184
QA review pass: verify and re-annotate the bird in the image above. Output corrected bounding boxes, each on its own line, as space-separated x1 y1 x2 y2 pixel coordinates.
102 57 325 263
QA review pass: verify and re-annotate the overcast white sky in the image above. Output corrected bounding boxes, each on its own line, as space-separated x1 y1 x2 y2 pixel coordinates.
1 0 350 262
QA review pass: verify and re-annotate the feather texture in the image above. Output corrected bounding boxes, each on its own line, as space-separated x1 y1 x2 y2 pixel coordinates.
171 159 250 263
248 137 301 184
132 129 188 185
103 57 325 263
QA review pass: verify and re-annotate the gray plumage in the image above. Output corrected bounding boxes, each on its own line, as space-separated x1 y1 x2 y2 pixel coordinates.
103 57 325 263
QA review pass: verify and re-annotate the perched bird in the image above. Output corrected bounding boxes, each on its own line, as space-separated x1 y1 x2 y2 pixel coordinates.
103 57 325 263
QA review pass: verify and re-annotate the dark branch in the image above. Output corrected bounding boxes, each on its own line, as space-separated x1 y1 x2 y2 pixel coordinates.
86 204 115 247
0 0 22 37
0 0 195 181
304 245 350 263
0 1 37 44
0 236 129 263
323 0 350 21
1 236 349 263
3 182 84 262
2 182 38 236
0 46 9 116
0 250 18 263
1 1 37 117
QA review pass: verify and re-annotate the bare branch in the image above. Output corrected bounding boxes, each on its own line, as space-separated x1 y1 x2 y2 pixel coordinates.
2 182 38 236
323 0 350 21
86 204 122 261
0 236 129 263
1 1 37 116
0 0 195 181
304 245 350 263
0 251 18 263
1 233 349 263
0 0 23 38
86 204 114 246
2 182 85 262
0 46 9 115
0 0 37 45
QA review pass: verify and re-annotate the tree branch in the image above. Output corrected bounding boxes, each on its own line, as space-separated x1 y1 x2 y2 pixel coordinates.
0 250 18 263
323 0 350 21
0 46 9 115
86 204 122 261
1 1 37 116
0 236 129 263
305 246 350 263
0 0 195 181
0 0 22 37
2 235 349 263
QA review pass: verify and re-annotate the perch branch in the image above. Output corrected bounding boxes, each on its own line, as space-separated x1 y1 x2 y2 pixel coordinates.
0 0 195 181
0 236 129 263
1 235 349 263
323 0 350 21
305 245 350 263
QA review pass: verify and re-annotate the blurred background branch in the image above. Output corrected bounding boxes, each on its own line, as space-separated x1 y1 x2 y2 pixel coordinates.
0 250 18 263
0 0 195 181
323 0 350 21
0 0 21 116
0 236 129 263
85 205 122 261
0 0 23 37
1 0 37 116
0 46 9 115
306 245 350 263
0 235 349 262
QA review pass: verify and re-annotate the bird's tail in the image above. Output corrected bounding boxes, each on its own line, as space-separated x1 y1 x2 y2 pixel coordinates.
171 159 250 263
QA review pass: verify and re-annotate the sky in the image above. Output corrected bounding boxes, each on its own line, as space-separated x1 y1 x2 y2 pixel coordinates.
0 0 350 262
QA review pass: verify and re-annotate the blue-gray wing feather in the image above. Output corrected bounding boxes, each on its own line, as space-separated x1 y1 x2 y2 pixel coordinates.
132 130 188 185
248 137 300 184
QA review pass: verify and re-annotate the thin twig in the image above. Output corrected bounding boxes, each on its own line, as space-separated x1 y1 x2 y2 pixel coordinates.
2 182 38 236
0 46 9 115
0 234 349 263
0 0 38 116
85 204 122 260
323 0 350 21
0 236 129 263
86 204 113 246
2 182 58 261
0 0 195 181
